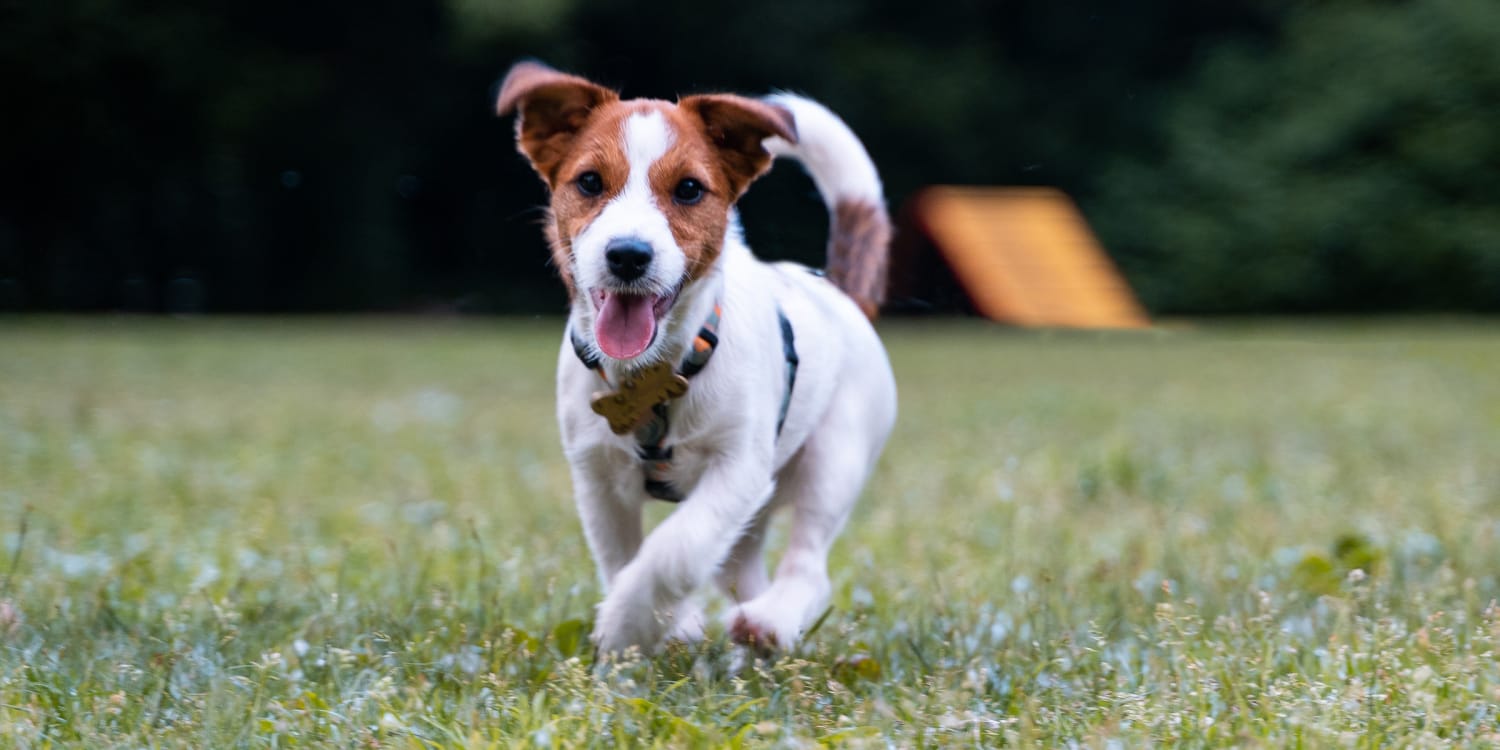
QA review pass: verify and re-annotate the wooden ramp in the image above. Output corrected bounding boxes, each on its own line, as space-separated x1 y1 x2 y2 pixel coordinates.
911 186 1149 328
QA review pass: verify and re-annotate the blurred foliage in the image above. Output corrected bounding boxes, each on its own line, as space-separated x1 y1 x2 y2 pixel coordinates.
1097 0 1500 312
0 0 1493 313
445 0 578 42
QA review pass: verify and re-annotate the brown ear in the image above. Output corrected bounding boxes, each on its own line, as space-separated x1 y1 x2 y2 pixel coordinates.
496 61 618 183
679 95 798 199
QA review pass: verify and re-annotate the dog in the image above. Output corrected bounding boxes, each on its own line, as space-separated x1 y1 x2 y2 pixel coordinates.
496 61 897 655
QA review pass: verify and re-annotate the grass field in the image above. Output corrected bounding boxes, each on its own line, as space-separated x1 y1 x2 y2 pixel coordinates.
1 317 1498 747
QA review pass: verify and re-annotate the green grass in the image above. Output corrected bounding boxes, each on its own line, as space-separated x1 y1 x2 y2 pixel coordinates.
1 317 1498 747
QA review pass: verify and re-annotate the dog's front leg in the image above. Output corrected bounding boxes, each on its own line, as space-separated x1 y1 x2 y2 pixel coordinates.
569 452 644 589
593 444 772 656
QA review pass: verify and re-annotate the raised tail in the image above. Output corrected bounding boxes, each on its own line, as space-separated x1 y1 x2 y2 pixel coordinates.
763 94 891 320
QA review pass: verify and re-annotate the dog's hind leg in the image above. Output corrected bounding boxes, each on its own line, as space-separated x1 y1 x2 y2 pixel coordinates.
726 440 866 650
727 384 893 650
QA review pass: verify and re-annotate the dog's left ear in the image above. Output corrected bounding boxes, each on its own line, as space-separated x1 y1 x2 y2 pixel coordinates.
497 61 619 184
680 95 798 199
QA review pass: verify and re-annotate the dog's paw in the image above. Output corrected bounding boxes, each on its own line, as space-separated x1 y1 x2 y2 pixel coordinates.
592 576 665 656
725 598 802 653
665 601 706 644
591 608 660 657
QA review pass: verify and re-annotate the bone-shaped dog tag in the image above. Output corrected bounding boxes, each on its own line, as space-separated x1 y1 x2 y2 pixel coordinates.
590 360 689 435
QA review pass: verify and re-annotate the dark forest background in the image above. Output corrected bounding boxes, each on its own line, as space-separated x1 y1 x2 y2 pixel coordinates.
2 0 1496 315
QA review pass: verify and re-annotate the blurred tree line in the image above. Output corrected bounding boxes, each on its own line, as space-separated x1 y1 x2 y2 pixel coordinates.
1 0 1495 314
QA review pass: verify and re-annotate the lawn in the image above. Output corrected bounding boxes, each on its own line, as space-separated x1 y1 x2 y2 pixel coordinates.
1 317 1498 747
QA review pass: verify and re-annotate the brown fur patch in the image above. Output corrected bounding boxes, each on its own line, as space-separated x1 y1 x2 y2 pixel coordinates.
678 95 796 199
650 104 738 282
496 62 620 184
829 198 892 319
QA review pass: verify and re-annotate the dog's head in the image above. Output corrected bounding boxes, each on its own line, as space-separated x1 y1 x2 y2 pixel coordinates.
496 61 796 362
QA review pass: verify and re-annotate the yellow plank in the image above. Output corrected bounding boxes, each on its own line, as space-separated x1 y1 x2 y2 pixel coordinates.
915 186 1149 328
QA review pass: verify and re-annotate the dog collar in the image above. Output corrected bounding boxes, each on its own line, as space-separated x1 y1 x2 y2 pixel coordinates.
570 303 798 503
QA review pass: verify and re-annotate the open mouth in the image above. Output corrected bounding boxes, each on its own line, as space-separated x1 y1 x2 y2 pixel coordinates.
589 286 679 360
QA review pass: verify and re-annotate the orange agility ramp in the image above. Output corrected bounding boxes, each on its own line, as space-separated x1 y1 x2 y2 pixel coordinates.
909 186 1149 329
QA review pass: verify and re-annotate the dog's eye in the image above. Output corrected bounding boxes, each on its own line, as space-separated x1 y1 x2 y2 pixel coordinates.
673 178 705 205
576 171 604 197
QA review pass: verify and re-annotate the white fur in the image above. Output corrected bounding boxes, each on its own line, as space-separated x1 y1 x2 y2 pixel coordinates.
555 95 897 655
762 94 884 205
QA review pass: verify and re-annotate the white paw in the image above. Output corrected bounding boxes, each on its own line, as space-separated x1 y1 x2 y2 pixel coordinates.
665 601 706 644
592 575 664 656
725 597 804 652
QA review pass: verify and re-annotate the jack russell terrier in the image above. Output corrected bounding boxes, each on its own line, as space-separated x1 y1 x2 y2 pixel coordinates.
496 61 896 655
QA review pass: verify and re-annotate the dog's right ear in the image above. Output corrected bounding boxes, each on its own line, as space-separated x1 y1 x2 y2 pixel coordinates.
496 61 619 184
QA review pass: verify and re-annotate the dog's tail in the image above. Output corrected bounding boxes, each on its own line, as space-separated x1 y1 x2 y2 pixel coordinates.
763 94 891 320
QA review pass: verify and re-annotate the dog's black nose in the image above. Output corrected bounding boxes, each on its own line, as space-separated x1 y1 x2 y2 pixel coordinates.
605 238 653 282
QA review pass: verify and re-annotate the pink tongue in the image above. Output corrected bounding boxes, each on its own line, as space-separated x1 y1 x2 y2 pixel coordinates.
595 292 658 359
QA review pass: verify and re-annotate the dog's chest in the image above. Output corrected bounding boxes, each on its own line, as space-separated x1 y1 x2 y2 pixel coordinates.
592 399 719 500
646 436 712 494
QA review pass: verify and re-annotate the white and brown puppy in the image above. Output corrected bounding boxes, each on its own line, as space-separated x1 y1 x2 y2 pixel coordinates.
496 61 896 655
